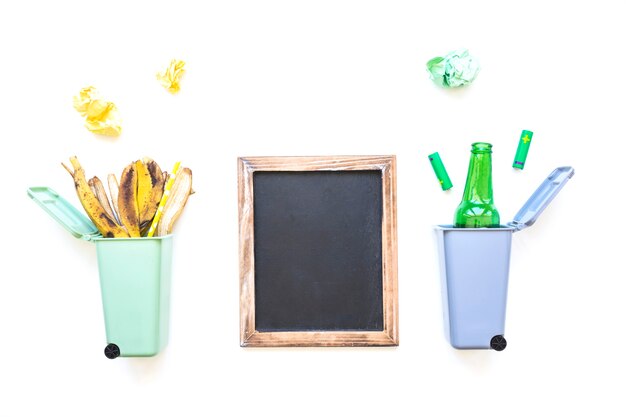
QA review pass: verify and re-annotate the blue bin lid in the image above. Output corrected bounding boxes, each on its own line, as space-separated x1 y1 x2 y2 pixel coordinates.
28 186 102 241
508 166 575 232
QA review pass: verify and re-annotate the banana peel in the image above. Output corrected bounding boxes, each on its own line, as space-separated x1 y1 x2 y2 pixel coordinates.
156 167 193 236
136 158 165 233
62 156 129 238
63 157 191 239
89 176 118 224
117 162 141 237
107 173 121 226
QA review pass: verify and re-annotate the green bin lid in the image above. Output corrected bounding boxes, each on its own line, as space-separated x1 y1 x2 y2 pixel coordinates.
27 186 102 241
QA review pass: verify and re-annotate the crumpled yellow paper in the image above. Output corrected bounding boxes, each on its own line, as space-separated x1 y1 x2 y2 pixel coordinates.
73 87 122 137
157 59 186 93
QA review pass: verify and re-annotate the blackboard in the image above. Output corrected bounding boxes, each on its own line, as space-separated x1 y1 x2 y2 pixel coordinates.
238 156 398 347
253 170 383 332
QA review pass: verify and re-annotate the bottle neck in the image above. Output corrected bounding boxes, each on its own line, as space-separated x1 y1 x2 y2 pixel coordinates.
461 150 494 203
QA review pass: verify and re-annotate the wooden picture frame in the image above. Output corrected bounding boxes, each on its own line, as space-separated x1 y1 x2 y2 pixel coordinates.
238 156 398 347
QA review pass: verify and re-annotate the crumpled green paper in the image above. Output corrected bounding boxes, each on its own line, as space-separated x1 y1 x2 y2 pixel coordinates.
426 49 480 88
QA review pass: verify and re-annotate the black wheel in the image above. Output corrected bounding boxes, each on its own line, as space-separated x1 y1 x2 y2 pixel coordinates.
104 343 121 359
490 335 507 351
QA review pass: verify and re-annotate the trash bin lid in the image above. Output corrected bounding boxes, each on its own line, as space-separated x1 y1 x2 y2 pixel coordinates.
28 186 102 241
508 166 575 232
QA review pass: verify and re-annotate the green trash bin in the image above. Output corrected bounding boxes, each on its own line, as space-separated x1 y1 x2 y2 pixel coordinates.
28 187 173 359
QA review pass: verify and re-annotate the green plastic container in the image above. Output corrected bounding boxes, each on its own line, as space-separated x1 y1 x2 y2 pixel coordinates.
95 235 172 357
28 187 173 358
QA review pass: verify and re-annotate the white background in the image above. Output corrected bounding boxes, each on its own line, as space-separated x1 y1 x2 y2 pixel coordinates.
1 1 624 415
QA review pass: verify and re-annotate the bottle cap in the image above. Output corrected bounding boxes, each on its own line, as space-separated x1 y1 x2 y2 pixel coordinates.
428 152 453 190
512 130 533 169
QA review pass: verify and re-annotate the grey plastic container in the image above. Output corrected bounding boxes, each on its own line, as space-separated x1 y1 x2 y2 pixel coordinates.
436 166 574 350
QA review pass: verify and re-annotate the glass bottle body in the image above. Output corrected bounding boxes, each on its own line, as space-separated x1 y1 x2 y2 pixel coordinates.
454 142 500 228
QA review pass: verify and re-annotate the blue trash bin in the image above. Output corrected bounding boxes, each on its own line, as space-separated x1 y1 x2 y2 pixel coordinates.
436 166 574 350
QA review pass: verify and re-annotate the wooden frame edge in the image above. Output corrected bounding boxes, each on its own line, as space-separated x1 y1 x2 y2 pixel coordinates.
238 155 399 347
242 331 397 347
238 157 256 346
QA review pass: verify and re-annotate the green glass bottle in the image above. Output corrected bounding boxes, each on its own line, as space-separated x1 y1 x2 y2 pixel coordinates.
454 142 500 227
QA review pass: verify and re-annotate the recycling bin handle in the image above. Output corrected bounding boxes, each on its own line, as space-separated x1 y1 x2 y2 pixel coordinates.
507 166 575 232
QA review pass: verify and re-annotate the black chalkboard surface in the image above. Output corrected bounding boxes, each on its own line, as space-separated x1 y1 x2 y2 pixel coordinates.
253 171 383 332
238 156 398 347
